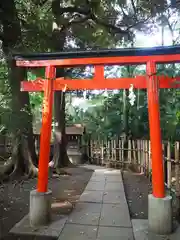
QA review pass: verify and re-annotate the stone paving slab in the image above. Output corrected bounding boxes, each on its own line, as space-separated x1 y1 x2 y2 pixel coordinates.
80 165 121 175
85 181 105 191
97 226 134 240
103 170 121 176
10 214 68 238
132 219 148 240
93 169 121 176
103 191 126 204
11 165 133 239
99 203 131 228
105 175 123 182
104 182 124 192
57 166 133 239
132 219 180 240
79 190 104 203
81 165 109 172
67 202 102 225
90 174 107 182
105 170 121 175
59 223 98 240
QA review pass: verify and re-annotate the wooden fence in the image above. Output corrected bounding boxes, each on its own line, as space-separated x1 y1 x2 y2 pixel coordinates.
90 139 180 195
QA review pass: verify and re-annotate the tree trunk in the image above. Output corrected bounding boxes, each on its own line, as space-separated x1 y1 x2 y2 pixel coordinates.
52 90 70 167
49 0 72 169
0 60 38 179
51 67 69 168
0 0 37 179
49 81 72 169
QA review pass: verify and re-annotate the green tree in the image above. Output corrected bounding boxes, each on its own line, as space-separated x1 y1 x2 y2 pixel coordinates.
0 0 179 178
0 1 38 178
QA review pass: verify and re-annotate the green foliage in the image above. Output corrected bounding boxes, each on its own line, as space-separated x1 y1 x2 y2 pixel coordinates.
0 62 12 134
66 64 180 141
1 0 180 143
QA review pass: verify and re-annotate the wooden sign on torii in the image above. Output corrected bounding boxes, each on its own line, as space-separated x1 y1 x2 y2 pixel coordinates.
14 46 180 233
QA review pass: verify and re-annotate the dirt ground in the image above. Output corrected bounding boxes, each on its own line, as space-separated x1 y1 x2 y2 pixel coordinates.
122 170 152 219
0 166 93 240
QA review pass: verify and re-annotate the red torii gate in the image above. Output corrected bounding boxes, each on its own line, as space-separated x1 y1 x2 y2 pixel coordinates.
14 46 180 233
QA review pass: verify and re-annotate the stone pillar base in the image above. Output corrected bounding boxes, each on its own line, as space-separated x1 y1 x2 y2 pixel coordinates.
29 190 52 226
148 194 172 235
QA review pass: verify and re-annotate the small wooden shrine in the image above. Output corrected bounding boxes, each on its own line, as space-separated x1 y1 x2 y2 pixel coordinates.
66 124 85 151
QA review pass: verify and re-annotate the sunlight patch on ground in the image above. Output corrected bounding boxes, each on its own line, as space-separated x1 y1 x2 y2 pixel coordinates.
94 169 120 175
51 201 73 210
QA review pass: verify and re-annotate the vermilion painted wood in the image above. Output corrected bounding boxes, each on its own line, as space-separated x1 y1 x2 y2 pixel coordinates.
21 78 45 91
94 65 104 80
20 76 180 91
16 50 180 198
16 54 180 67
37 66 55 193
147 61 165 198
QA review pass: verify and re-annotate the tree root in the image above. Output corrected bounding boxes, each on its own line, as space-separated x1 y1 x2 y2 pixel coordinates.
49 154 73 177
0 162 19 181
26 165 38 178
49 166 72 177
0 158 14 175
54 167 71 176
22 137 38 178
0 135 38 182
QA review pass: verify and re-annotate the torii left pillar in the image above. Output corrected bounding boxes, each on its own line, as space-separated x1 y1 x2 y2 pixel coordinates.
30 66 55 226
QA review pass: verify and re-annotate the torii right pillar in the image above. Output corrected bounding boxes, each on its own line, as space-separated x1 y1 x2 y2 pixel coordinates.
147 61 172 235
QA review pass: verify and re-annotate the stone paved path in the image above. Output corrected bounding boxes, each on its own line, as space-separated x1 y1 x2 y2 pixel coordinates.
10 165 180 239
58 165 134 240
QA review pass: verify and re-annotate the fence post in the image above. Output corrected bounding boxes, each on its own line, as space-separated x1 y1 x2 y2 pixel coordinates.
107 140 110 166
128 140 132 164
143 140 146 175
132 140 137 168
162 142 167 184
137 140 141 172
90 140 93 163
167 141 172 189
145 140 148 176
113 139 117 168
104 139 107 166
175 142 180 197
101 140 104 165
111 139 115 167
115 137 119 165
122 139 124 168
141 140 144 173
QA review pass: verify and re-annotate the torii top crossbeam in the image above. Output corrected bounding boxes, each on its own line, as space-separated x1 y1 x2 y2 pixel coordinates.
14 45 180 91
14 45 180 61
13 45 180 199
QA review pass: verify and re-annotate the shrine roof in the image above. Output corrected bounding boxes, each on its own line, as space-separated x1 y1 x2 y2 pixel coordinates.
66 124 85 135
13 45 180 61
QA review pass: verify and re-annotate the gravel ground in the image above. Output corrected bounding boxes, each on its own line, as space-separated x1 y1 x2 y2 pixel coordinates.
122 170 151 219
0 166 93 240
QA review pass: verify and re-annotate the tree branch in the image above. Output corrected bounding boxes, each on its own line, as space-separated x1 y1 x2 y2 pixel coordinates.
20 18 51 39
31 0 49 7
126 15 153 30
52 0 130 37
58 7 90 15
58 15 90 33
52 0 90 17
130 0 137 15
90 13 130 35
